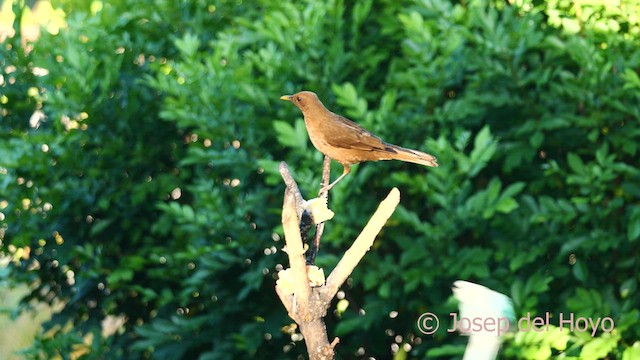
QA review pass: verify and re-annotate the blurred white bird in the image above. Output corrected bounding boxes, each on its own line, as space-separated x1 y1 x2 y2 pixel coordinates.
452 280 515 360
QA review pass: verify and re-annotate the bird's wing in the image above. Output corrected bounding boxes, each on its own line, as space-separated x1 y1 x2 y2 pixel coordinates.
324 115 395 153
452 281 514 360
453 281 514 322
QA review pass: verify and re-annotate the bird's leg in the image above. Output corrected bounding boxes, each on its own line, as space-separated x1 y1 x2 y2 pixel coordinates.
318 165 351 195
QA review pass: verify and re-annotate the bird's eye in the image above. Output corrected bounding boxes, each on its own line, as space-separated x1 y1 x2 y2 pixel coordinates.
296 96 302 102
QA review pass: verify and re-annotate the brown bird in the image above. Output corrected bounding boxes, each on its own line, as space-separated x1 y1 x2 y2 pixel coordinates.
280 91 438 192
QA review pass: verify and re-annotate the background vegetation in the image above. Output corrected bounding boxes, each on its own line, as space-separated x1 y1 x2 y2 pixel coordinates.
1 0 639 359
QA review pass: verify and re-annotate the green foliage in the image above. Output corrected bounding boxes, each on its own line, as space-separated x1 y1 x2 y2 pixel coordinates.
1 0 639 359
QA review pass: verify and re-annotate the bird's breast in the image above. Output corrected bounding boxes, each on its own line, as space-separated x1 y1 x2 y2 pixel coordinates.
304 116 345 162
303 116 356 164
304 118 332 152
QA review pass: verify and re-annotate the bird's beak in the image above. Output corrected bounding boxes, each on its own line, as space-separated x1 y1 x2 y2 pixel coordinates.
280 95 292 101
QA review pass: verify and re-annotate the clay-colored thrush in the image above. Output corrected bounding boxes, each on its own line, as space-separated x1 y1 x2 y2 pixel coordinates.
280 91 438 192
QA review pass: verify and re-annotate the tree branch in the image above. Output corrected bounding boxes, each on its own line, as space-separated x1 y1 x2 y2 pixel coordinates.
324 187 400 300
279 167 312 321
279 161 306 220
308 155 332 264
275 162 400 360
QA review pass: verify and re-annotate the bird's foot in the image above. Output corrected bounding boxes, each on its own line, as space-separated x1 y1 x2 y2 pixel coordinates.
318 183 334 196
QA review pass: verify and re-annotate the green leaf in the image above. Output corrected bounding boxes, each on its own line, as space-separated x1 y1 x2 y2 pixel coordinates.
628 207 640 241
622 68 640 90
426 344 464 357
90 219 113 236
623 342 640 360
580 335 619 360
174 33 201 58
629 218 640 242
617 310 640 332
620 278 637 299
567 152 586 175
333 82 368 118
530 131 544 148
495 197 518 214
494 181 525 214
549 327 571 351
595 142 610 165
567 288 605 318
352 0 373 28
108 269 134 285
503 182 526 198
66 45 82 69
469 125 497 175
572 259 588 282
273 119 307 150
378 281 391 299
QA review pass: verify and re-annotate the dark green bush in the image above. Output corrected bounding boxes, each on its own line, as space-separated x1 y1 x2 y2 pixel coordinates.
1 0 639 359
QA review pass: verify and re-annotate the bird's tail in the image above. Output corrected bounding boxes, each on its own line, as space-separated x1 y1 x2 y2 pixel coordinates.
384 144 438 167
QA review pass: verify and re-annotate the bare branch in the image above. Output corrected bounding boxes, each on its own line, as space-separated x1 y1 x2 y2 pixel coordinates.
279 161 305 220
324 187 400 300
280 173 312 318
275 282 295 319
276 162 402 360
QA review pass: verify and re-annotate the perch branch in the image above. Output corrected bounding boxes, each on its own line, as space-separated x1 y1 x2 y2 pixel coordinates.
318 155 332 199
308 155 332 264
